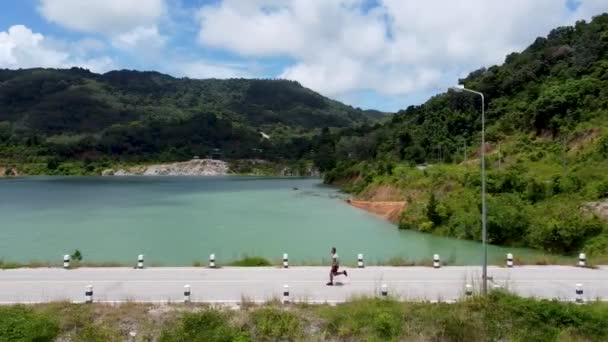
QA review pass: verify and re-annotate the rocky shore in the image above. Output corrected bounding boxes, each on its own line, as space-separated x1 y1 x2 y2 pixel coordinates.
102 159 229 176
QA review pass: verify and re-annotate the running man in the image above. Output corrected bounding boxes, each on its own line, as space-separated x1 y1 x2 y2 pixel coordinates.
327 247 348 286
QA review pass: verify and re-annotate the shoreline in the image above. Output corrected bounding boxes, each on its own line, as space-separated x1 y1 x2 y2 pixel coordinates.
346 199 407 223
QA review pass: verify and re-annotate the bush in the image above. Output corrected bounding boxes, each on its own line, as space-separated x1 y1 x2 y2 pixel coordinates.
528 204 604 254
229 256 272 267
0 306 59 341
251 308 302 340
319 297 404 340
159 310 248 342
584 233 608 257
486 194 530 245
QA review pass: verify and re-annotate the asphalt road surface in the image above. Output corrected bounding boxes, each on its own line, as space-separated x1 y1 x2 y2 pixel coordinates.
0 266 606 304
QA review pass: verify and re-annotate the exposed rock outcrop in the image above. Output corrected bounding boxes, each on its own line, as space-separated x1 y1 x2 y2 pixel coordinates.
0 167 19 176
102 159 229 176
582 201 608 221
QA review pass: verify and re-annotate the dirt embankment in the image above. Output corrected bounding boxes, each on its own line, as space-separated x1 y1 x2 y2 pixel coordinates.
347 199 406 222
346 184 407 223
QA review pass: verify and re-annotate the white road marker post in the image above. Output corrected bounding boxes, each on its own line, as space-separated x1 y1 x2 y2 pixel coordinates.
283 285 290 304
506 253 514 268
576 283 584 304
283 253 289 268
433 254 440 268
137 254 144 269
381 284 388 297
63 254 70 269
209 254 216 268
578 253 586 267
465 284 473 296
357 253 364 268
184 285 191 303
85 285 93 304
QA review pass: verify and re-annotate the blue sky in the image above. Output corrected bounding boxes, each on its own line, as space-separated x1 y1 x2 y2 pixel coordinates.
1 0 607 112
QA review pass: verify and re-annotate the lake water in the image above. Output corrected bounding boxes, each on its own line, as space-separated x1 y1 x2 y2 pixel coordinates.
0 177 547 265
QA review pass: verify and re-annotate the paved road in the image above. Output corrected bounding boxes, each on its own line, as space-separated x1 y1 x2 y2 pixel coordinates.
0 266 606 304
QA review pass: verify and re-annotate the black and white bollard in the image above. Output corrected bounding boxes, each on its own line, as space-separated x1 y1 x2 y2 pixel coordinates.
283 253 289 268
578 253 586 267
433 254 440 268
465 284 473 296
85 285 93 303
209 254 216 268
357 253 364 268
381 284 388 297
575 283 584 303
283 285 290 303
63 254 70 269
184 285 191 303
137 254 144 269
506 253 514 268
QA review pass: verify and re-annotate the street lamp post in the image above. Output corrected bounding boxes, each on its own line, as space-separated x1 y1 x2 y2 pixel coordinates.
450 84 487 295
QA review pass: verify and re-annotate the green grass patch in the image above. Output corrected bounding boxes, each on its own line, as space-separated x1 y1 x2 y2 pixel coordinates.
0 306 59 341
229 256 273 267
159 310 249 342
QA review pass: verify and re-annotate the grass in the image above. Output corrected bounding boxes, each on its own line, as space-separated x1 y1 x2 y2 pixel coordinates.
228 256 273 267
0 253 600 270
2 292 607 341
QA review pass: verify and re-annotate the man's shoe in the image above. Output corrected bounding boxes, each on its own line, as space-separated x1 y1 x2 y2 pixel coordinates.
344 270 348 277
326 282 334 286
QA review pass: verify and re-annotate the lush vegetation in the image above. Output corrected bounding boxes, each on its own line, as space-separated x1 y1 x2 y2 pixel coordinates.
319 14 608 259
0 69 383 174
1 292 607 341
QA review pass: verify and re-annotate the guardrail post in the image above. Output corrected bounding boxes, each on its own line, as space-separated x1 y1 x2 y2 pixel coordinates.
137 254 144 269
381 284 388 297
575 283 584 303
63 254 70 269
283 253 288 268
357 254 364 268
433 254 440 268
506 253 513 268
283 285 290 303
209 254 216 268
85 285 93 303
184 285 191 303
465 284 473 296
578 253 586 267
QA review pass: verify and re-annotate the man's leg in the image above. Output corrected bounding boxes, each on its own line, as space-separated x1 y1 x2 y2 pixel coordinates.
327 270 334 285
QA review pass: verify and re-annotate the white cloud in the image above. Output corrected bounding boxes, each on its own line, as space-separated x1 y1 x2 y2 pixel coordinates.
38 0 168 52
196 0 608 98
0 25 113 72
112 26 167 52
38 0 166 34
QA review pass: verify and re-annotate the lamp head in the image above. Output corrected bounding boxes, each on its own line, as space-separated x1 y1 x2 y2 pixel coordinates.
449 84 465 92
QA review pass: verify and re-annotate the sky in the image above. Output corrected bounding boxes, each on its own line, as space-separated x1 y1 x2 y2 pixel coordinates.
1 1 607 112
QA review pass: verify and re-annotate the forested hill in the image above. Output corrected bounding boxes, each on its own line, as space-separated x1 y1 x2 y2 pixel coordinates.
319 14 608 171
0 68 382 169
320 14 608 259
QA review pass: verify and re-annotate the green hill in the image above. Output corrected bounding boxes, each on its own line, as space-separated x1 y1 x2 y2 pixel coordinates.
320 14 608 259
0 68 382 172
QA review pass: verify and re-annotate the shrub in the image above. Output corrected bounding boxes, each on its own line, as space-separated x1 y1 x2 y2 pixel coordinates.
229 256 272 267
159 310 248 342
251 307 302 340
528 204 604 254
0 306 59 341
